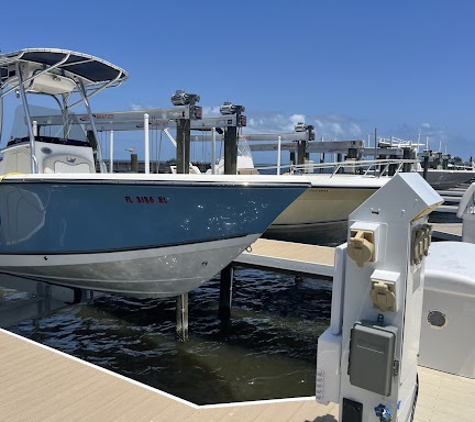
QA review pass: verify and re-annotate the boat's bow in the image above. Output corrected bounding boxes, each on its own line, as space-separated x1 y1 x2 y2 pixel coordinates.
0 172 310 297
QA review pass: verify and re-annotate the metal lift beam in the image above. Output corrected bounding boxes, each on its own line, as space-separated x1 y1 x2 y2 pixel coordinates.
30 106 202 132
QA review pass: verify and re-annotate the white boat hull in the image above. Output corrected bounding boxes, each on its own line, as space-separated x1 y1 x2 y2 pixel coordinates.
266 175 388 244
418 170 475 190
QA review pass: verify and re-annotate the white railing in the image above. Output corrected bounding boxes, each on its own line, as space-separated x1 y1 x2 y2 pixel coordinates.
254 158 419 178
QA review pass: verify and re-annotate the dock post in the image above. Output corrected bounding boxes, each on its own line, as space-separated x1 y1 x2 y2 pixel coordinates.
224 127 238 175
36 282 51 316
422 150 430 180
219 265 233 321
176 119 190 174
297 140 307 170
131 153 139 172
170 90 200 174
403 147 413 173
176 293 189 342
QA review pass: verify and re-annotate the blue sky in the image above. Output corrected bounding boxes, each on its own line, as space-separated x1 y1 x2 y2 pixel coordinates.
2 1 475 163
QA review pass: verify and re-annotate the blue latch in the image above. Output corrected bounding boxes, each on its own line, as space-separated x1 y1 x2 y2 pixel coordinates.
375 403 392 422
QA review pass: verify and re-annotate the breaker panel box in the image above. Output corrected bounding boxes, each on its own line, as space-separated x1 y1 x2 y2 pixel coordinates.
348 323 397 396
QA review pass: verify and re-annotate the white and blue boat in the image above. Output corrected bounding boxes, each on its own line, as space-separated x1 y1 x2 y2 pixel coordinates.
0 48 310 298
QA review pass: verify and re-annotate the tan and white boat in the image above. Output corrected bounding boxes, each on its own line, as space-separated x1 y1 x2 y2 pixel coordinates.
266 172 389 244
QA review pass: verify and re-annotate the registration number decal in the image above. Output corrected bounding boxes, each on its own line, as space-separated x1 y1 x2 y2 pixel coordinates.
125 196 168 204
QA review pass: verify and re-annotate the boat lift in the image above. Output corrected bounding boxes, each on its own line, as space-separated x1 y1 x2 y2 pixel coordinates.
32 104 416 177
83 101 248 175
316 172 443 422
30 90 203 174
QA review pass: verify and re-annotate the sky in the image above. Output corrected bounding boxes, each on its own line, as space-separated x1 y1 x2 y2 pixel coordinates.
1 1 475 163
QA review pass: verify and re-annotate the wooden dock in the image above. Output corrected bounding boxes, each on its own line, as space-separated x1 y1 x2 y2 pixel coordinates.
234 223 462 277
0 328 336 422
1 328 474 421
234 238 335 278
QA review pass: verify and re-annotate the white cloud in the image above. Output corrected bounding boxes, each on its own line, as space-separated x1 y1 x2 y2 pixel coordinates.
201 105 221 116
235 110 366 141
311 115 362 140
131 102 143 111
349 123 363 136
289 114 306 125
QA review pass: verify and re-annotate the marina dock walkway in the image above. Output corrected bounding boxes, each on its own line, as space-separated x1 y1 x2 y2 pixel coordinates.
234 222 462 277
1 328 474 421
234 239 336 278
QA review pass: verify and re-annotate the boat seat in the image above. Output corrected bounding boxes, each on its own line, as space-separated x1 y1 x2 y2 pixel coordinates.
238 168 259 175
43 154 94 174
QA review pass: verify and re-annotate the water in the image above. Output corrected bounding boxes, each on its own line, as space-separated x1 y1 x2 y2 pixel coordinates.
7 267 332 405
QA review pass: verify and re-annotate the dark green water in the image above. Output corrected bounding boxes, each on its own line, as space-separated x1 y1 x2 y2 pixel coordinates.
8 267 332 405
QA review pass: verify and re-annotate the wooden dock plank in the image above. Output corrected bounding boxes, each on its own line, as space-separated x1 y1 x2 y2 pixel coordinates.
414 366 475 422
234 239 335 277
0 329 339 422
0 330 189 422
248 239 335 265
189 399 338 422
1 328 475 421
235 225 462 278
199 403 270 422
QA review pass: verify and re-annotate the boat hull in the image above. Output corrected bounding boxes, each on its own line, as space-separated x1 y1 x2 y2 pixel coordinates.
0 235 259 298
418 170 475 190
0 174 309 297
266 175 388 244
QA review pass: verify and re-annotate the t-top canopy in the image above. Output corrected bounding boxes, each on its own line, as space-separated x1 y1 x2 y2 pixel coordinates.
0 47 129 94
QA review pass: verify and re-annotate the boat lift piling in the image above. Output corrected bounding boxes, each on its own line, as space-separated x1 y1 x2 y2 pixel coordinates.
175 118 190 174
219 102 245 321
170 90 201 174
421 149 430 181
170 90 202 339
176 293 189 342
218 102 246 175
218 266 234 322
223 126 238 175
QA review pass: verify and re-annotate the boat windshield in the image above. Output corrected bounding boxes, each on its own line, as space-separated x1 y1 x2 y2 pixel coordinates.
237 138 253 159
8 105 88 145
